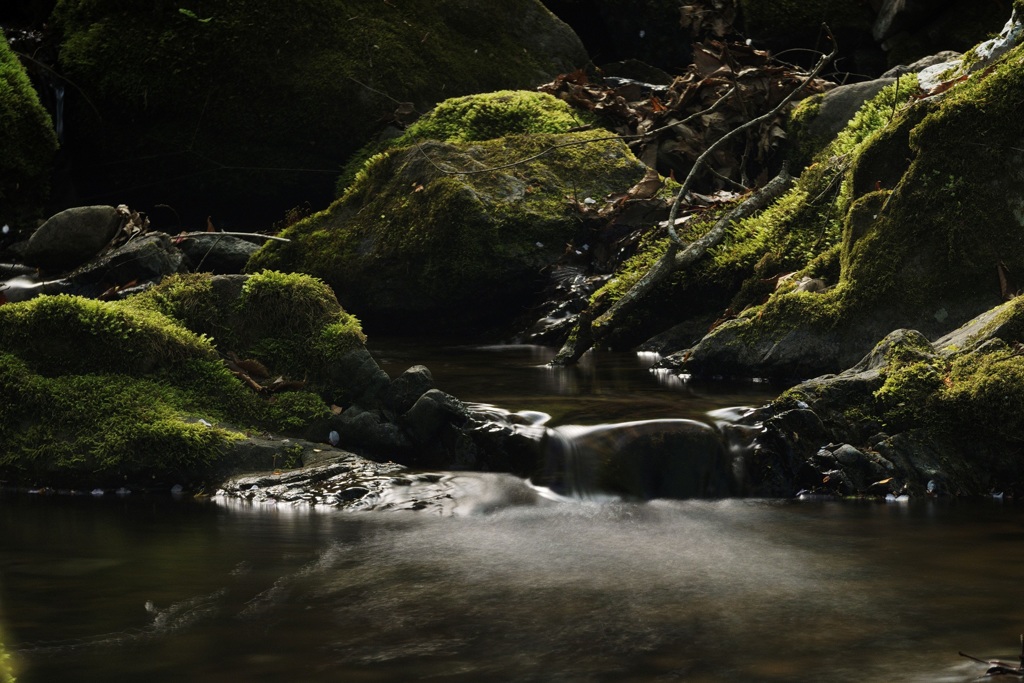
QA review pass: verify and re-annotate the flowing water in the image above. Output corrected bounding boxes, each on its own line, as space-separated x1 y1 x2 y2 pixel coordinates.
2 344 1022 682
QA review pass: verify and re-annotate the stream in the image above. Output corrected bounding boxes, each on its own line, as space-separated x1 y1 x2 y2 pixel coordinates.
2 344 1022 682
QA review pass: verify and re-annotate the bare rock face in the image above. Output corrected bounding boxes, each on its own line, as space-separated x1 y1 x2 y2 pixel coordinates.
21 205 121 272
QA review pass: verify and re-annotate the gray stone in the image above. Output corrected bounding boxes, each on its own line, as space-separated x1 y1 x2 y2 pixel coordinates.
881 50 962 77
335 406 413 455
22 205 122 271
178 233 261 274
806 78 895 145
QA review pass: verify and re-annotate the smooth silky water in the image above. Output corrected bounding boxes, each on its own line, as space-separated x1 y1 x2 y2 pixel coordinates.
2 344 1022 682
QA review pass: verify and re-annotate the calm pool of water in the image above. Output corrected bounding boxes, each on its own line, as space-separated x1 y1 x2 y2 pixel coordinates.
2 345 1019 682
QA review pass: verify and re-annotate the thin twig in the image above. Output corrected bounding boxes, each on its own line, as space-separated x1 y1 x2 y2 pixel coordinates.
176 231 291 242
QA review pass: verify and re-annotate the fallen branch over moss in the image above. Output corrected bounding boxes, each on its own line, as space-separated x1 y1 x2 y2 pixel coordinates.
551 27 838 365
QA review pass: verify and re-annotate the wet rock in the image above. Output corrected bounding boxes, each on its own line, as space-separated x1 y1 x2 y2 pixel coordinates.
21 205 121 272
333 406 413 457
384 365 435 415
70 232 184 288
402 389 471 444
535 419 737 499
809 443 894 494
740 298 1024 497
217 451 548 515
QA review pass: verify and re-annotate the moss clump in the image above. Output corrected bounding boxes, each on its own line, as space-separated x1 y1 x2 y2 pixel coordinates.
250 129 646 331
52 0 586 222
0 36 59 238
941 345 1024 445
0 352 240 484
0 272 376 488
786 93 825 168
0 294 217 376
138 271 372 406
400 90 589 144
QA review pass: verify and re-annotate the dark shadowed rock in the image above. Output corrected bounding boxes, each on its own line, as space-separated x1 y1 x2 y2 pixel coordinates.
384 365 435 415
402 389 471 444
70 232 185 287
177 233 261 274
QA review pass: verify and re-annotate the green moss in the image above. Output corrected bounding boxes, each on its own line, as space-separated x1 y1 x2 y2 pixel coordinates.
337 90 593 193
838 46 1024 324
0 273 368 487
0 629 15 683
0 350 243 486
786 93 824 167
584 76 924 351
139 270 366 382
0 294 216 376
0 36 59 237
400 90 589 144
942 345 1024 444
874 360 944 427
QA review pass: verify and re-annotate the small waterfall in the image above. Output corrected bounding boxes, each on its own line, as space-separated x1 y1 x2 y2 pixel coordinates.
536 415 765 501
467 402 766 502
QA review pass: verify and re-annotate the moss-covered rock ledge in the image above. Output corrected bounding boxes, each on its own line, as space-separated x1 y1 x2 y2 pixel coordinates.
740 295 1024 498
0 271 389 490
677 20 1024 380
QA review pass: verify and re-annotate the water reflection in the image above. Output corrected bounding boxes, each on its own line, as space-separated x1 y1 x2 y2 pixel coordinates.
372 341 776 426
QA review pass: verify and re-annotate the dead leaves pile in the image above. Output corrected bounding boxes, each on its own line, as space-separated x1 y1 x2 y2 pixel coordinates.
539 38 833 194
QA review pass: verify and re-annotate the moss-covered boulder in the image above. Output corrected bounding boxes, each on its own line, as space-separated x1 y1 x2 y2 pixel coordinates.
0 35 58 240
51 0 587 224
673 27 1024 380
0 271 385 489
756 295 1024 497
248 93 646 331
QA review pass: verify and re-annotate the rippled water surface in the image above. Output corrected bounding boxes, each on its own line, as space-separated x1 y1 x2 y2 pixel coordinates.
3 345 1022 682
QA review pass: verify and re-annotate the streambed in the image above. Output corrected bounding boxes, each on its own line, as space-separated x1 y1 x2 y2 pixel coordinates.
1 345 1018 682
